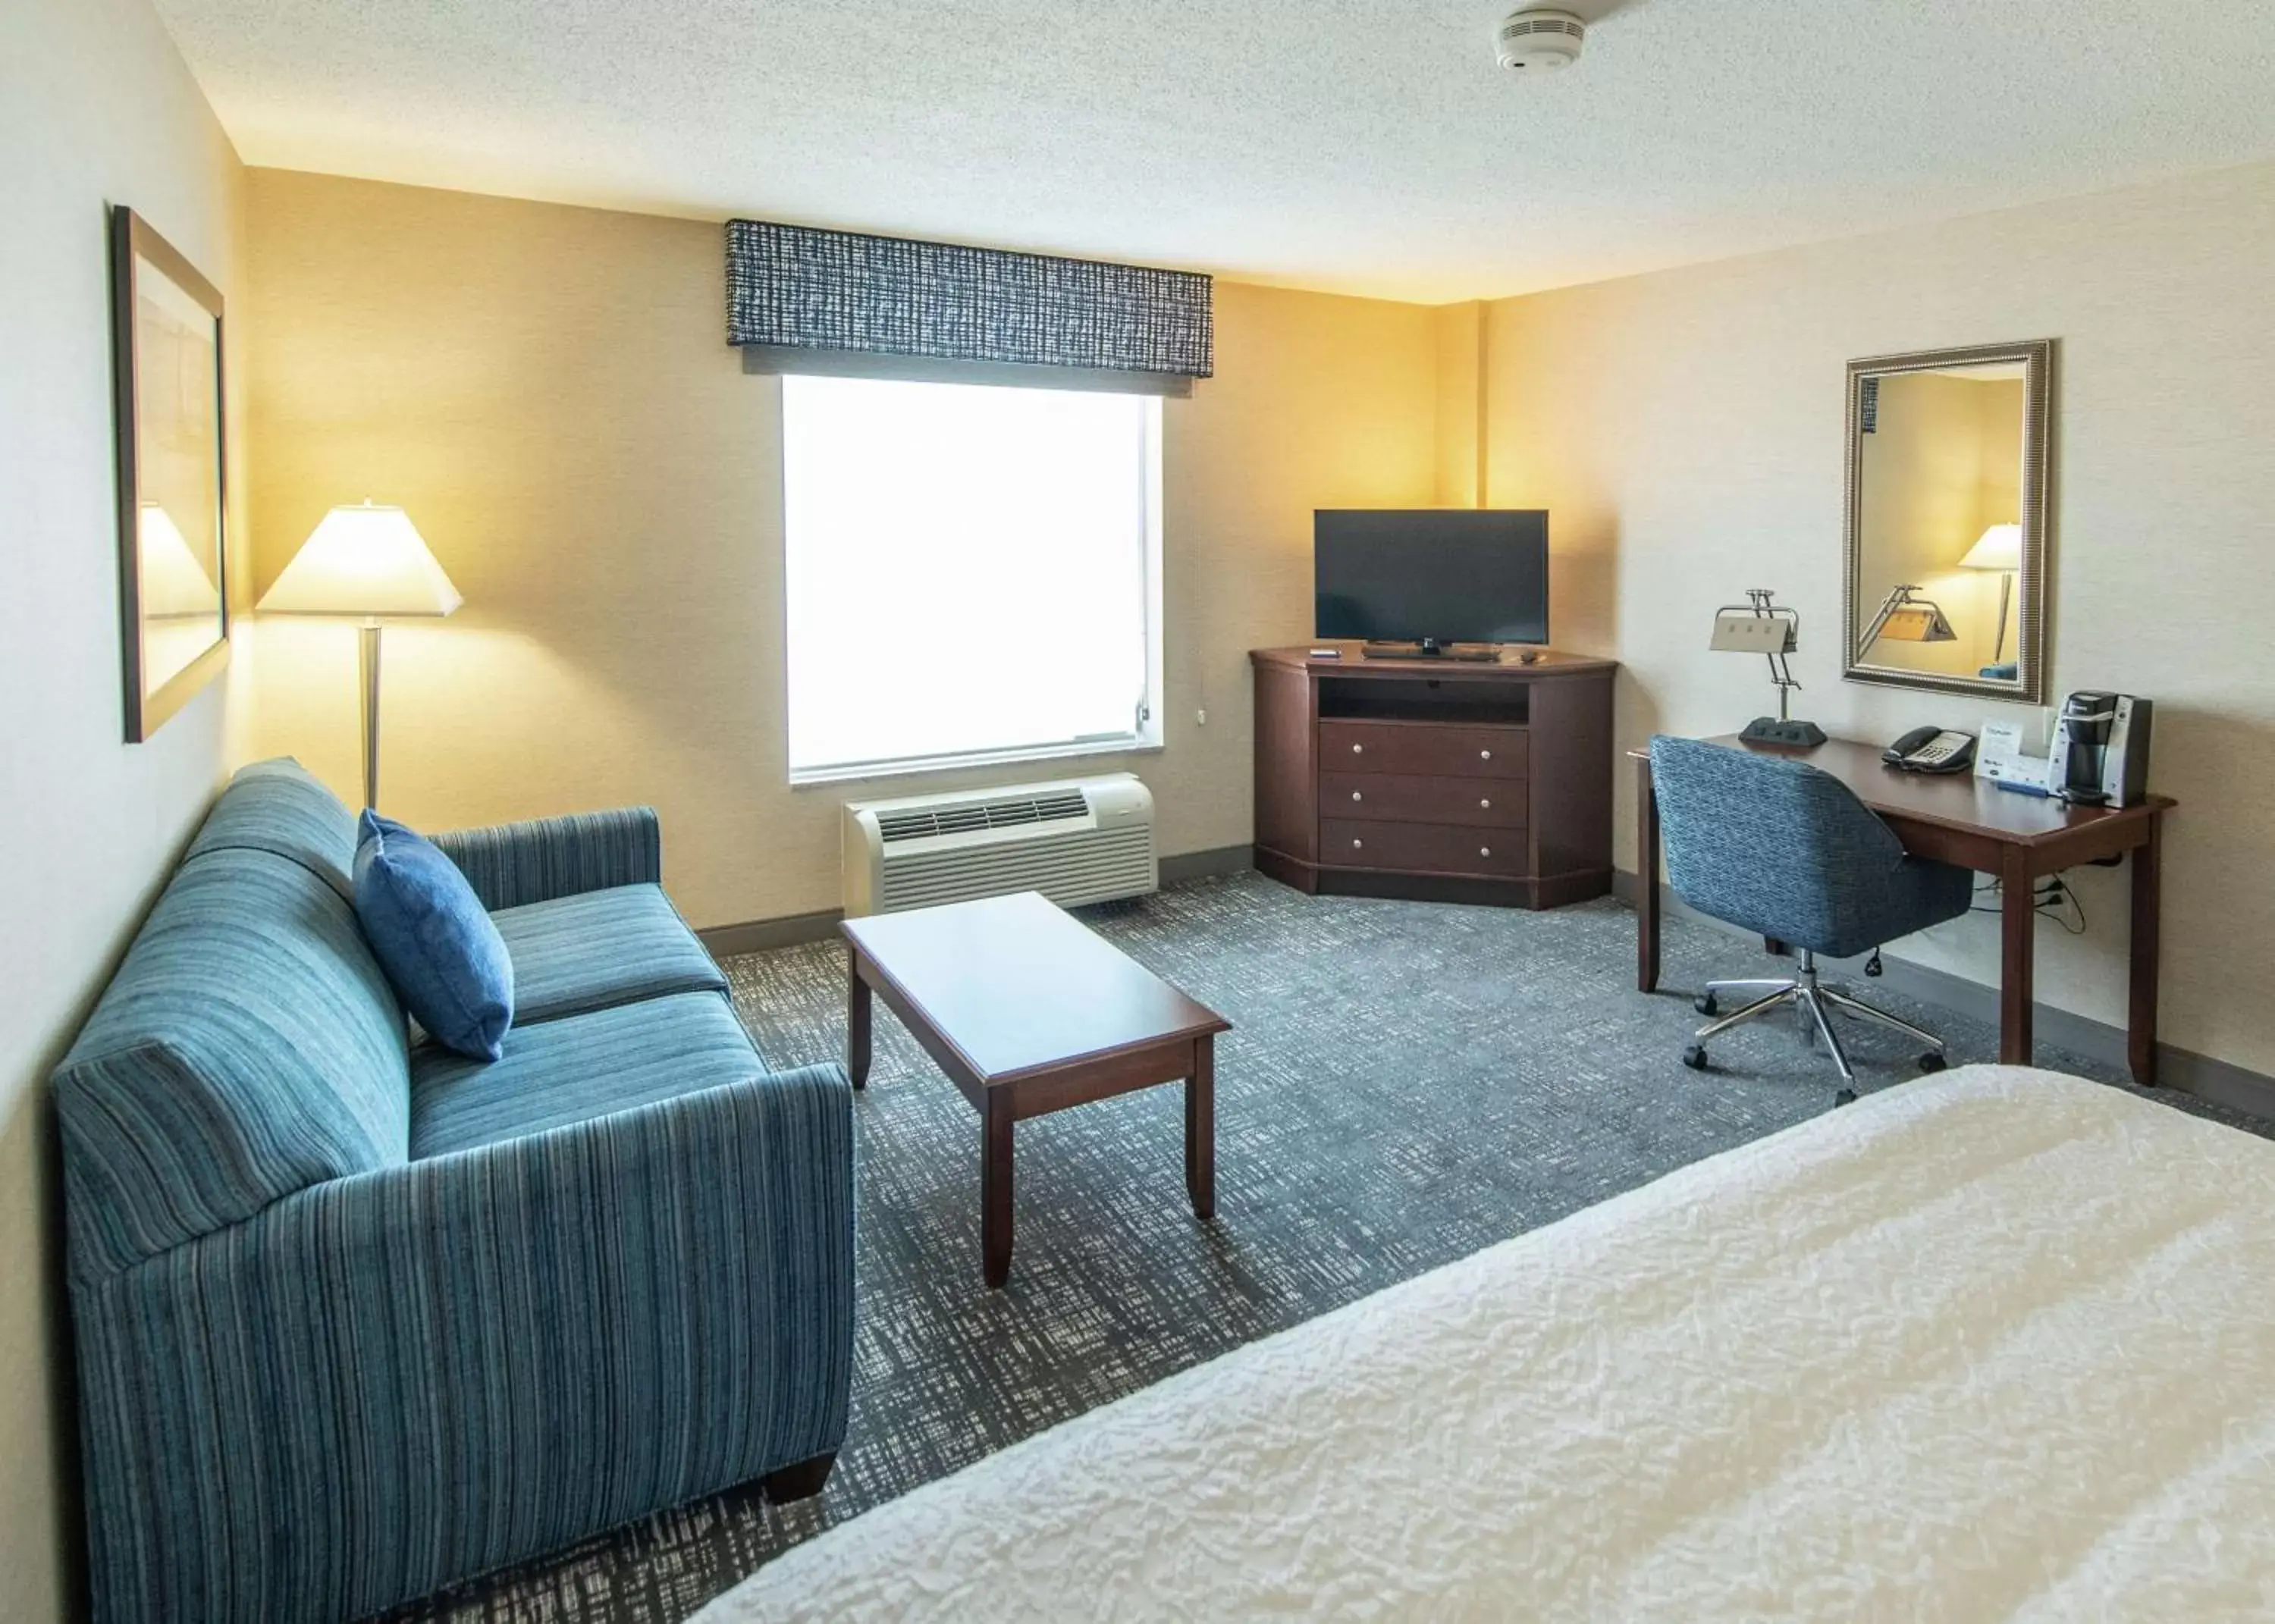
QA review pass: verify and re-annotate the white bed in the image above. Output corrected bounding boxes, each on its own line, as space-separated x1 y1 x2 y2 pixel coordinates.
699 1068 2275 1621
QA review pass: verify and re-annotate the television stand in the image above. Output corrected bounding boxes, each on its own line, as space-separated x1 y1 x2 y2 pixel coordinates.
1250 645 1618 911
1361 639 1501 663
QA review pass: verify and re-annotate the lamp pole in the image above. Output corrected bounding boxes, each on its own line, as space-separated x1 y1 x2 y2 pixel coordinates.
358 617 383 810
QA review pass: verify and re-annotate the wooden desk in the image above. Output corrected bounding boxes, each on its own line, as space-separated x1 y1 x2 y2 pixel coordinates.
1633 736 2175 1083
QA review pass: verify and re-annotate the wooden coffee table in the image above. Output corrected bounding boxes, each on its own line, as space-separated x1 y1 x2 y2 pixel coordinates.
841 891 1231 1289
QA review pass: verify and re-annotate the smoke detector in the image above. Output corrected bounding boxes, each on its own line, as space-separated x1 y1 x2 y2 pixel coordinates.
1496 7 1586 71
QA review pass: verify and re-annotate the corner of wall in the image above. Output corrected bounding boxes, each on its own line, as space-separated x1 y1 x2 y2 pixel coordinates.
1431 301 1486 508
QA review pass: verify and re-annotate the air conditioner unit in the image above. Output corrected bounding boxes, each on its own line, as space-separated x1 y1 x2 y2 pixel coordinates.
843 773 1157 917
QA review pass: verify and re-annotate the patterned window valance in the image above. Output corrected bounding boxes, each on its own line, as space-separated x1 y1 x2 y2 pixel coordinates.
726 220 1213 383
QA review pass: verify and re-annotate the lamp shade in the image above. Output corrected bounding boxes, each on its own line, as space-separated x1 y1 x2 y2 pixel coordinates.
1709 611 1794 654
1876 604 1956 641
1960 522 2022 572
258 502 462 617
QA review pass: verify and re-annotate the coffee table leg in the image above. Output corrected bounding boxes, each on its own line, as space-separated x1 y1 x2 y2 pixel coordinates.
846 952 871 1089
1185 1035 1216 1221
982 1092 1015 1289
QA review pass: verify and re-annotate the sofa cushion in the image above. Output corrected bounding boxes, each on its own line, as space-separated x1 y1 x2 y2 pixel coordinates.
489 883 728 1026
354 811 516 1061
52 847 411 1278
184 757 358 901
410 991 765 1158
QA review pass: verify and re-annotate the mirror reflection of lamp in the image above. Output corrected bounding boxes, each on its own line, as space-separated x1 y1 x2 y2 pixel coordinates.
256 500 462 810
137 503 218 618
1859 584 1956 651
1959 522 2022 663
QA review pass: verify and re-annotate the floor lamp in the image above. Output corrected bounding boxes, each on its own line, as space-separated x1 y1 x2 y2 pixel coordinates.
1960 522 2022 663
257 501 462 809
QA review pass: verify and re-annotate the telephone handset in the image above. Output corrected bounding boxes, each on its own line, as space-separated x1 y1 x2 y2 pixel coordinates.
1883 727 1976 774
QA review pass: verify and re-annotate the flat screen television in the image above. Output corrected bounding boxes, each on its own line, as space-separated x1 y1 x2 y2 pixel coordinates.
1313 509 1549 647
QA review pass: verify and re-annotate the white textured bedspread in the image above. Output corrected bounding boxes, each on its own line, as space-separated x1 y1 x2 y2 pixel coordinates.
701 1068 2275 1620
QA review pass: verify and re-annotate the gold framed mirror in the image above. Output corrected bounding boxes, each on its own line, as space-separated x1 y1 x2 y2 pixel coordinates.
1843 339 2052 704
111 205 230 742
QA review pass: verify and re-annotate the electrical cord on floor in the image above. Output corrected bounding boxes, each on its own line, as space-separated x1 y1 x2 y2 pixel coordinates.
2041 876 2087 935
1969 875 2088 934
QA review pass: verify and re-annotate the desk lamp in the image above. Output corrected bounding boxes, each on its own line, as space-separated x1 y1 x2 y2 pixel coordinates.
257 501 461 809
1960 522 2022 663
1709 588 1825 747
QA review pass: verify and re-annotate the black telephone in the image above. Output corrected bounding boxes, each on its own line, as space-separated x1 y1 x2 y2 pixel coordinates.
1883 726 1976 774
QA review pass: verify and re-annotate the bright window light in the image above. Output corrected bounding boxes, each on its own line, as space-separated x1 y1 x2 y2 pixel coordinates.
782 374 1163 782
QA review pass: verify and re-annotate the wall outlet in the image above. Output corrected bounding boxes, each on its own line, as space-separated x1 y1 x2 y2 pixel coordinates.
1196 708 1207 726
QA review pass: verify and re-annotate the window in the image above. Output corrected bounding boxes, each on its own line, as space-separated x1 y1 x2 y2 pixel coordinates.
782 374 1163 783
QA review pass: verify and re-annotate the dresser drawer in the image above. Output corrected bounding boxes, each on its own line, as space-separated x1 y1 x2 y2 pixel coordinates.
1318 720 1527 779
1320 772 1525 829
1321 819 1527 876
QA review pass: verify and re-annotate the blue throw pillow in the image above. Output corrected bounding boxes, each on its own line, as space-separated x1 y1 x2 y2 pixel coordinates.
353 810 515 1061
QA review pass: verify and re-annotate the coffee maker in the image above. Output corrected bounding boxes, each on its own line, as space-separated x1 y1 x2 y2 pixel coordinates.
2048 691 2153 807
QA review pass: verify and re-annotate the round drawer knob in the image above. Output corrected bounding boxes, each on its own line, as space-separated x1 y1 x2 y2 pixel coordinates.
1480 846 1492 857
1351 791 1363 801
1351 744 1364 754
1480 749 1492 760
1480 798 1491 809
1352 838 1364 849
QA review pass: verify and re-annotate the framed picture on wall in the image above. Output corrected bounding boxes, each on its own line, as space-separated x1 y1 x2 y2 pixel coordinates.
110 205 228 741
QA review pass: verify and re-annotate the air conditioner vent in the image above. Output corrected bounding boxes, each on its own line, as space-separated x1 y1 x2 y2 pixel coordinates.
873 788 1095 845
844 774 1157 915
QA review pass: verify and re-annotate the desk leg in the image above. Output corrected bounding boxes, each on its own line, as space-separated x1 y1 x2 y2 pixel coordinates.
1999 847 2035 1066
846 952 871 1089
982 1093 1014 1290
2129 818 2163 1086
1636 756 1661 992
1185 1036 1216 1221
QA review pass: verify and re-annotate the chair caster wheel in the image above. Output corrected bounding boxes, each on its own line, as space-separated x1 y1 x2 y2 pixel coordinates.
1682 1043 1709 1071
1919 1052 1947 1074
1834 1088 1858 1107
1694 992 1718 1017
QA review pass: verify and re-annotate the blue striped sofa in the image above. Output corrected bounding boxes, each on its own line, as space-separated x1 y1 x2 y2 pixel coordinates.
53 760 855 1624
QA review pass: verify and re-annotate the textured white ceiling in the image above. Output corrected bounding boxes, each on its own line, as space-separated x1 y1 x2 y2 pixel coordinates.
155 0 2275 302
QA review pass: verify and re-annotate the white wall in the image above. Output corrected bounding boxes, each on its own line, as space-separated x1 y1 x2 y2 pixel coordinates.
1482 159 2275 1074
0 0 248 1618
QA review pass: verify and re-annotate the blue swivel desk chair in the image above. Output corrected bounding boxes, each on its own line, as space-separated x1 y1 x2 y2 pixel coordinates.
1648 735 1975 1102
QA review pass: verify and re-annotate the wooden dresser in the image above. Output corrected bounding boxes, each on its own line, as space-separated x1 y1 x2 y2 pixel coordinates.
1250 644 1618 909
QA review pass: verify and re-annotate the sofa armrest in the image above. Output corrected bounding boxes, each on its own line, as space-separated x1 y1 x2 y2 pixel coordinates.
431 805 661 910
69 1061 855 1622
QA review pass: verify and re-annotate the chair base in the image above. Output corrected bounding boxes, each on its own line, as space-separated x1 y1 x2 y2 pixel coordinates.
1686 952 1947 1101
760 1450 838 1504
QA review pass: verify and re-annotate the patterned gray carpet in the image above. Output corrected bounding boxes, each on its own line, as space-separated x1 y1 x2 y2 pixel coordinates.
392 872 2258 1622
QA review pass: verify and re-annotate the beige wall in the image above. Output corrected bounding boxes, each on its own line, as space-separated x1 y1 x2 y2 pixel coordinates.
0 0 247 1616
1432 300 1486 507
243 170 1439 930
1480 158 2275 1074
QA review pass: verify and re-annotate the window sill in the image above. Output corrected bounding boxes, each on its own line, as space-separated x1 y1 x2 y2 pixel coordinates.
790 732 1165 789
